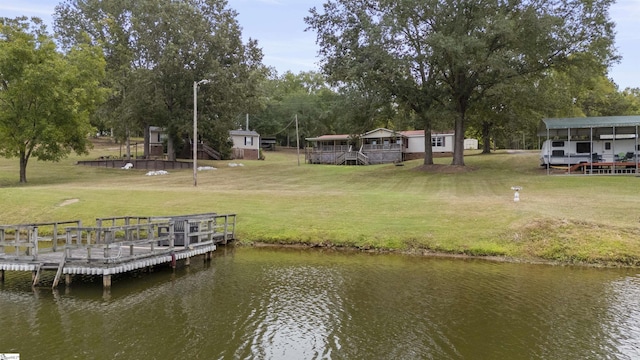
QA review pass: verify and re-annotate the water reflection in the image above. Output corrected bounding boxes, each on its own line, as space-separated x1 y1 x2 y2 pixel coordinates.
0 247 639 359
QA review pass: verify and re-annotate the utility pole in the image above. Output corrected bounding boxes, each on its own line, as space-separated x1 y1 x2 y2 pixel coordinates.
296 114 300 166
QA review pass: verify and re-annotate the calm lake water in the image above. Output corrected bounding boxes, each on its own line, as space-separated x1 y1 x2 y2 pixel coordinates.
1 246 639 359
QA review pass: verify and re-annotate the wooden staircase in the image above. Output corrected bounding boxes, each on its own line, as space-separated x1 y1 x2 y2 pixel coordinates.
202 143 221 160
343 151 369 165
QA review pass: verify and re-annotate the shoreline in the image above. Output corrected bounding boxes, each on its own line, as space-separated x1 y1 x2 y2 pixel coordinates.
236 241 636 269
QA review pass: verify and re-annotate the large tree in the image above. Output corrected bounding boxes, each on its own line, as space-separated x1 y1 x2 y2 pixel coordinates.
0 17 106 183
55 0 266 160
307 0 617 166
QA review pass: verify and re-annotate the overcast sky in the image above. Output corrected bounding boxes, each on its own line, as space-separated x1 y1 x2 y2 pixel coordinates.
1 0 639 89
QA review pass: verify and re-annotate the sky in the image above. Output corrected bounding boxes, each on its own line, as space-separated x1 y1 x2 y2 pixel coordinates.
1 0 639 89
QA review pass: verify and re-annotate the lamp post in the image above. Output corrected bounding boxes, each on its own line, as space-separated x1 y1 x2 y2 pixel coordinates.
193 79 210 187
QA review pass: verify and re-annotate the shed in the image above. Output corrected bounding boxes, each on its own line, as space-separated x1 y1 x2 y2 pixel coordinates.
464 138 478 150
229 129 261 160
261 137 277 151
148 126 166 158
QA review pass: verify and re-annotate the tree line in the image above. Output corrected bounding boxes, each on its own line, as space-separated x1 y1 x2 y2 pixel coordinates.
1 0 638 182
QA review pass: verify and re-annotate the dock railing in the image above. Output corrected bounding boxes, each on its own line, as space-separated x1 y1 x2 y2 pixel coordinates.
63 221 175 264
0 220 82 260
163 213 236 245
62 213 236 265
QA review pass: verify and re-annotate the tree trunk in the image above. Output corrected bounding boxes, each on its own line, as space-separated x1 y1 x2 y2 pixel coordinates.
143 125 150 159
125 125 131 160
482 121 492 154
451 113 465 166
167 136 176 161
19 151 28 183
423 117 434 165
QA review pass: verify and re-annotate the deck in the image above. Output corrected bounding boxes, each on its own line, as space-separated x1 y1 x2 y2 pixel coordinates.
567 161 639 174
0 213 236 289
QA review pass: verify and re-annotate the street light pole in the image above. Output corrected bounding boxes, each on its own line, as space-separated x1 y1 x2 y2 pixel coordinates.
193 79 210 187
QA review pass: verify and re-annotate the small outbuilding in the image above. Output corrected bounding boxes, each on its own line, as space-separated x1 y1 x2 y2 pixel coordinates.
464 138 478 150
148 126 166 158
229 129 261 160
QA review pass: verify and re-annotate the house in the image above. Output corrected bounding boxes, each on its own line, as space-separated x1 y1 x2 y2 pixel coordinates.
401 130 455 160
305 128 455 165
229 129 261 160
360 128 404 164
304 134 353 164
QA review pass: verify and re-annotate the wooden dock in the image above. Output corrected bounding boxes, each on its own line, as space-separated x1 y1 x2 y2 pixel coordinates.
0 213 235 289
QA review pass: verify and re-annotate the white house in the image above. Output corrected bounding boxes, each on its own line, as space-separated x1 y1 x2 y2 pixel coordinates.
400 130 455 160
229 129 261 160
306 128 455 165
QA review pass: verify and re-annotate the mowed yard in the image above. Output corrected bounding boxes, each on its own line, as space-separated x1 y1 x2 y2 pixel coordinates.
1 138 640 266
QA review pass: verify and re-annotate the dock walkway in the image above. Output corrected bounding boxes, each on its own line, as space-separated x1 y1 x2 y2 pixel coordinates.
0 213 235 288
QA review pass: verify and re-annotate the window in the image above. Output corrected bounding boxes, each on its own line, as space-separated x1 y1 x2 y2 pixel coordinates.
552 141 565 147
575 142 591 153
245 137 253 146
605 142 611 150
432 136 445 147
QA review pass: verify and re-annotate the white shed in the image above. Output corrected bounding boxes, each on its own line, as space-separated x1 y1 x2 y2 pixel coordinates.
229 129 261 160
464 138 479 150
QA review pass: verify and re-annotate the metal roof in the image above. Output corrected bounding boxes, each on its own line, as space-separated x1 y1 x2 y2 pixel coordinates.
539 116 640 137
542 116 640 129
305 134 351 141
229 130 260 136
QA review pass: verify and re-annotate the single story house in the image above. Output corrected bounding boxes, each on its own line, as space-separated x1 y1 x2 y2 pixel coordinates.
229 129 261 160
305 128 455 165
401 130 455 160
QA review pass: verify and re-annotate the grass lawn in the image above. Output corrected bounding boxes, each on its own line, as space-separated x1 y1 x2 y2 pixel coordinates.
1 138 640 266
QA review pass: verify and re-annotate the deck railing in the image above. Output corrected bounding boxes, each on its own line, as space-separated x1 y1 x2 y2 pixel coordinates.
362 144 402 151
62 213 236 264
0 220 82 260
63 222 175 264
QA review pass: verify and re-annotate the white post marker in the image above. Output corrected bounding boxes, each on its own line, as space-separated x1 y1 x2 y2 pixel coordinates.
193 79 210 187
511 186 522 202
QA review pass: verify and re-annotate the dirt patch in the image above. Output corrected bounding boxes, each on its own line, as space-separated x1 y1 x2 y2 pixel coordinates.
58 198 79 207
412 164 475 173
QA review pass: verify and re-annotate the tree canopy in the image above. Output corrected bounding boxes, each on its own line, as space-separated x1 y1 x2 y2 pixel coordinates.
0 17 107 183
306 0 618 166
54 0 267 160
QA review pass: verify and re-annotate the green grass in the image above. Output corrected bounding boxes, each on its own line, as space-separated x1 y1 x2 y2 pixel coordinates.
2 139 640 266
